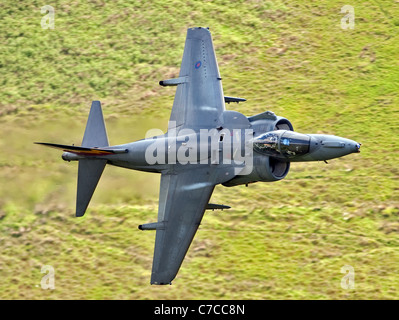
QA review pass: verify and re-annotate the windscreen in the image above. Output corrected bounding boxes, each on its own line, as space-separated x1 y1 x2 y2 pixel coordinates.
253 131 310 158
279 131 310 156
253 132 280 157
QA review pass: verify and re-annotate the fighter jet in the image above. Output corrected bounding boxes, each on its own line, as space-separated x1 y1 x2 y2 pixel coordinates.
36 27 360 285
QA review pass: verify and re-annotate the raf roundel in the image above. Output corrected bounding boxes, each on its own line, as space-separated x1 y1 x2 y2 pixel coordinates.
195 61 201 69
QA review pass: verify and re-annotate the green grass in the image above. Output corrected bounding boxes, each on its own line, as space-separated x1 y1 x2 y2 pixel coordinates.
0 0 398 299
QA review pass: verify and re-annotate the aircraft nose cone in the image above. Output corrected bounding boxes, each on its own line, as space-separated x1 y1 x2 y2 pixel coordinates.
347 140 361 154
306 134 361 161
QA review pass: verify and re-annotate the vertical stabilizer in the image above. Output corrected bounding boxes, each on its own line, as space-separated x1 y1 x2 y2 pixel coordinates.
76 159 107 217
82 101 109 147
76 101 109 217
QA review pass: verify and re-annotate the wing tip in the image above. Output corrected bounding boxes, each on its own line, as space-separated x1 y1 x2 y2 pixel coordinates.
151 278 173 285
151 270 176 286
187 26 212 38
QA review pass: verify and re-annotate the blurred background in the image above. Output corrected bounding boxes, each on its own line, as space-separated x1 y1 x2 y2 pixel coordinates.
0 0 398 299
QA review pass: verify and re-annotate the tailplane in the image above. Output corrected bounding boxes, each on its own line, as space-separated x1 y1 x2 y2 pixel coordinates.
34 142 127 156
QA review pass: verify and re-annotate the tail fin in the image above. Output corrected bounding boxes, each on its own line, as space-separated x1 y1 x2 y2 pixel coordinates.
35 101 111 217
76 101 108 217
76 159 107 217
82 101 109 148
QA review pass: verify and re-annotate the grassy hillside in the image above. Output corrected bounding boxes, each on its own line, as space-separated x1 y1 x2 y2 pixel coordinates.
0 0 398 299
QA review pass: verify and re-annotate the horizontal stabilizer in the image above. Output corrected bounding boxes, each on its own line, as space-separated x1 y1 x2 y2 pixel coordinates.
35 142 128 156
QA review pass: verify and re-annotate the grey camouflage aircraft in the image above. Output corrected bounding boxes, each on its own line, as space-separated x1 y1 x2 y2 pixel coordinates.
36 27 360 285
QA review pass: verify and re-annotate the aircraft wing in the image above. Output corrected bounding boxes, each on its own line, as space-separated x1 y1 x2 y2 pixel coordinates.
166 27 225 131
149 166 216 285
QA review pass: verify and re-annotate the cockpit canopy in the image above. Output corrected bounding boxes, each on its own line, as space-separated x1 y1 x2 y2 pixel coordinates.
253 130 310 158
